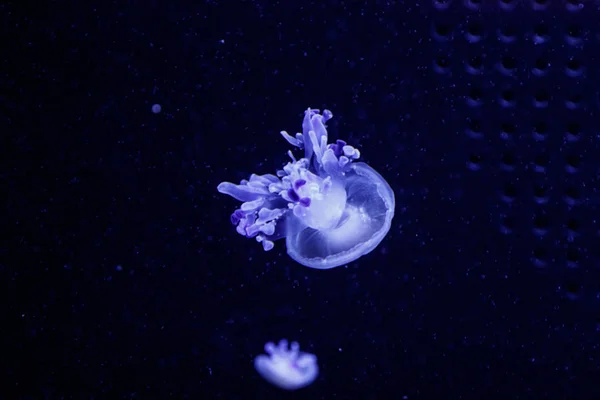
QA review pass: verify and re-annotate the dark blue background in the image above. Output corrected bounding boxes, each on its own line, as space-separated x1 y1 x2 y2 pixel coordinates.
4 0 600 398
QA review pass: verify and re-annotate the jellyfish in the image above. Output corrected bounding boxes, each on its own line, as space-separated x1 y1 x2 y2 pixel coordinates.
217 107 395 269
254 339 318 391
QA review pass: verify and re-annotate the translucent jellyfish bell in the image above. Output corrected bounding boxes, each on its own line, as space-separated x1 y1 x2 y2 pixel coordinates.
217 107 395 269
254 339 318 391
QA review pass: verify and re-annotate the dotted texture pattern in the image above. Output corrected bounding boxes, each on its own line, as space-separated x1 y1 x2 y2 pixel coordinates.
431 0 600 302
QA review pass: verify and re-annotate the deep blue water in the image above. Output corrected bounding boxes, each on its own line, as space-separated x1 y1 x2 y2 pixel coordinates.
4 0 600 398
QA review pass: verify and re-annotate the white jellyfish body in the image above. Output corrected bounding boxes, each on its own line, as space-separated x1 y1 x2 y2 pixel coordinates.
254 339 318 391
217 107 395 269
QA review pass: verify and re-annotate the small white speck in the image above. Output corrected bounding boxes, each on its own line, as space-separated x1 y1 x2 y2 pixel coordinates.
152 104 161 114
116 265 123 271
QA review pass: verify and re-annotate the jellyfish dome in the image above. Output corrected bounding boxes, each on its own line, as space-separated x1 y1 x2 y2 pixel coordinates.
254 339 318 391
217 107 395 269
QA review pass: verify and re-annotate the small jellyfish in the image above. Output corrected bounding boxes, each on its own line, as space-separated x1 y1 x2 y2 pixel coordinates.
217 107 395 269
254 339 318 391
